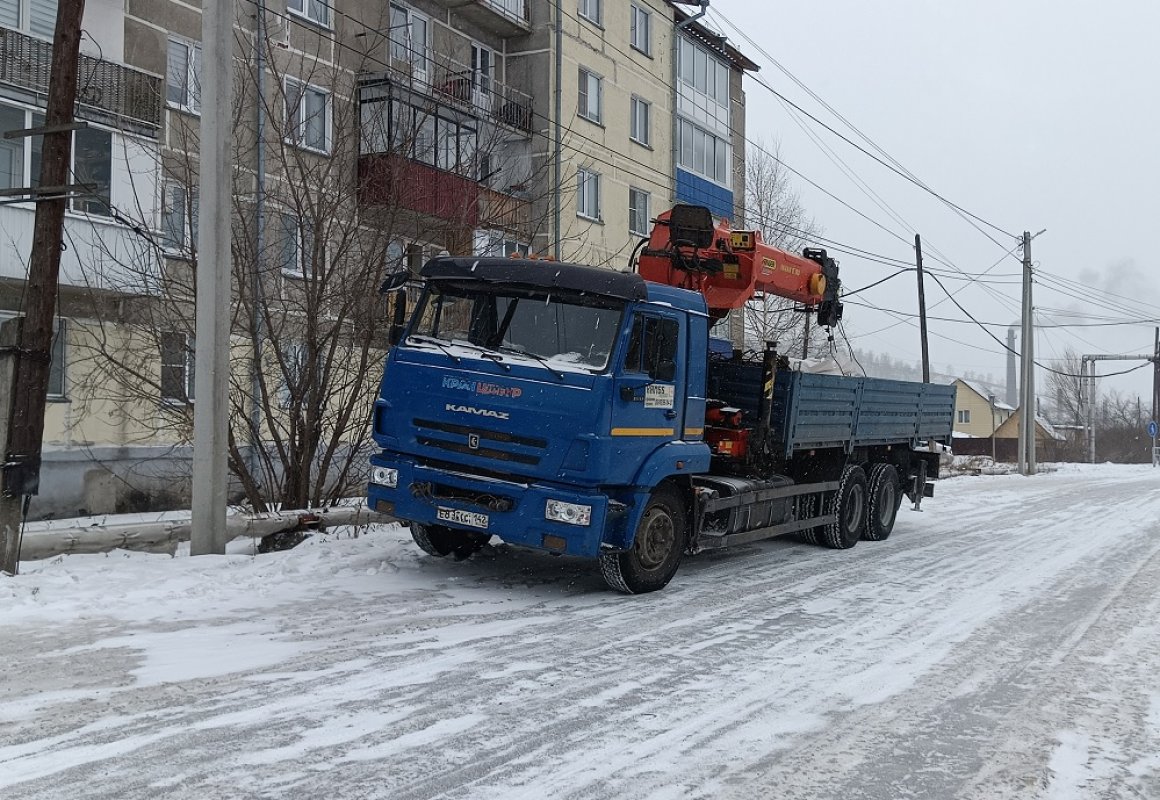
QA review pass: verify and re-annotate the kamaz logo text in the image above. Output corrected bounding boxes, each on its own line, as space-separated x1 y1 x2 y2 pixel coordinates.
445 404 510 420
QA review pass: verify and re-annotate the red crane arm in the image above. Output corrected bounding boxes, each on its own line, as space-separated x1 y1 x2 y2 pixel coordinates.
638 208 833 319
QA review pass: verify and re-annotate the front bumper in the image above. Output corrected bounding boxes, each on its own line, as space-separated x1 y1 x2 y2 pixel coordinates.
367 455 617 558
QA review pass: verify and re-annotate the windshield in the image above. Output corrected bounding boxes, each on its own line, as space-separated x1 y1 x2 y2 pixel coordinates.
408 281 624 371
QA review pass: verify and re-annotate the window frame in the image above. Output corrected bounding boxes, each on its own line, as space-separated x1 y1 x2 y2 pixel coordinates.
166 37 202 114
390 3 430 83
957 409 971 424
160 331 195 405
278 211 323 280
577 67 603 124
577 0 602 26
0 0 58 39
287 0 332 29
284 77 332 154
160 182 198 254
629 3 651 56
630 95 650 147
576 167 601 222
628 187 650 237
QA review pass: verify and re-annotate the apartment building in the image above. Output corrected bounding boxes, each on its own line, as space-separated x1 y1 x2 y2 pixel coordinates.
0 0 756 517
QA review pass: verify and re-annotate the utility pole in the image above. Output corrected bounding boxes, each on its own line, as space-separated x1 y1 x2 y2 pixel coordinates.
1153 327 1159 434
914 234 930 383
1018 231 1035 475
190 0 234 555
0 0 87 576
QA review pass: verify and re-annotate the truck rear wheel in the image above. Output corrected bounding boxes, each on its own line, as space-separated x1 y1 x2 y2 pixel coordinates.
820 465 867 549
600 486 686 594
411 523 489 560
865 464 900 541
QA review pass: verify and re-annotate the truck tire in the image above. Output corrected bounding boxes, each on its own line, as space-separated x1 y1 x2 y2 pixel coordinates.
864 464 900 541
820 465 867 549
410 523 489 560
600 486 687 594
795 493 820 546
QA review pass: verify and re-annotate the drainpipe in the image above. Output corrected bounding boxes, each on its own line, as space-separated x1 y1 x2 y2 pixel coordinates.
553 0 562 259
251 0 267 491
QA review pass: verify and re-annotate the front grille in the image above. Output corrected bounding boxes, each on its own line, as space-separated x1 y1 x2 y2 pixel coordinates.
414 418 546 466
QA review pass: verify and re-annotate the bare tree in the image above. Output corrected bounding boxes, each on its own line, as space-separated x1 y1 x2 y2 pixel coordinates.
67 9 549 511
742 139 825 355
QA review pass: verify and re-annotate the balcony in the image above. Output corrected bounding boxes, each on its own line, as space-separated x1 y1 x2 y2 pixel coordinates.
429 0 531 38
360 58 533 137
0 28 162 136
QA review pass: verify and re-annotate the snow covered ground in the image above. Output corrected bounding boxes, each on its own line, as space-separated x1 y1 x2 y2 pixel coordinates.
2 464 1159 799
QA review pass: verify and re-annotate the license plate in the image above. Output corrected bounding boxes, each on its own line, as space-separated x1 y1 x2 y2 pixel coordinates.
436 506 490 529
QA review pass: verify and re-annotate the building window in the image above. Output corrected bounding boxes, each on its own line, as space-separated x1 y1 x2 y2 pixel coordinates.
285 79 330 153
474 230 529 257
0 104 23 191
72 126 112 216
957 409 971 424
0 0 58 39
390 4 429 80
277 212 320 279
166 39 202 113
576 167 601 221
161 183 198 252
677 118 731 187
45 318 66 398
630 4 651 55
628 187 650 237
287 0 330 28
630 96 650 146
578 68 602 124
160 331 195 403
578 0 601 25
471 43 493 110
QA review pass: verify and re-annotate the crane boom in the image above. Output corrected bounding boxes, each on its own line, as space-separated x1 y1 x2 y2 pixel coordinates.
638 205 843 328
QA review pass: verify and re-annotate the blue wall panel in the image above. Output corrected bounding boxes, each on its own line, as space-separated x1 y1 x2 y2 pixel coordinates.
675 169 734 220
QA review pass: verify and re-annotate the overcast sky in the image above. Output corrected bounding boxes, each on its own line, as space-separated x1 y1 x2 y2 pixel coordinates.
711 0 1159 406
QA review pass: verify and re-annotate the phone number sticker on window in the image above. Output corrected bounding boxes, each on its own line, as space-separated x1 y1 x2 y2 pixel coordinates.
644 384 675 409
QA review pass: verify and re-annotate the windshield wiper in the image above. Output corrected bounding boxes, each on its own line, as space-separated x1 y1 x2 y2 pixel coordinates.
497 345 565 380
408 335 461 364
481 351 511 372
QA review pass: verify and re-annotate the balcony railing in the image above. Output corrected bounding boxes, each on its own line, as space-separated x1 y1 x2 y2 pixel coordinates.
428 0 531 37
361 57 533 136
0 28 163 135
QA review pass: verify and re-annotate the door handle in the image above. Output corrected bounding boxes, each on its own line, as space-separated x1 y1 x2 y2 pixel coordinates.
664 410 678 419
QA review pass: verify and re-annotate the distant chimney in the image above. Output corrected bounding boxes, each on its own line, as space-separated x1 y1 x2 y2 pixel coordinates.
1006 327 1018 407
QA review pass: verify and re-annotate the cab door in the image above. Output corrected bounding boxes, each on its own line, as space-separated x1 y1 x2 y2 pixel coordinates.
611 311 685 442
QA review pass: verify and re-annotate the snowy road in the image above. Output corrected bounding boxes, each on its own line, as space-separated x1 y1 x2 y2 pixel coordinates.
3 464 1160 799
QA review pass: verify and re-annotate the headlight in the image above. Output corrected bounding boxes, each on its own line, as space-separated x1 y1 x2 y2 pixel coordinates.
371 466 398 488
545 499 592 526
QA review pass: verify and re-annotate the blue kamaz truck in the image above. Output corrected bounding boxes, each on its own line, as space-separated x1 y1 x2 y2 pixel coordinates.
368 206 955 593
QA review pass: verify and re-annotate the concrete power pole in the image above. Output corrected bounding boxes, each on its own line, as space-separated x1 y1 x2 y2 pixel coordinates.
0 0 87 575
1018 231 1036 475
190 0 234 555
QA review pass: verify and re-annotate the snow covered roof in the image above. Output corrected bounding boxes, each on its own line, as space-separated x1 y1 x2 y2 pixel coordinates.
955 378 1015 411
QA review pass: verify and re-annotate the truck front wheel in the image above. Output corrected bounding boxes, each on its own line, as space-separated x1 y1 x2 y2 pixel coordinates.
821 465 867 549
410 523 489 560
864 464 900 541
600 487 687 594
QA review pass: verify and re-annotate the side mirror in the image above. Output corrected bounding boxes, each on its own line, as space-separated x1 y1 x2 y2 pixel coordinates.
379 271 409 294
653 358 676 382
388 289 408 346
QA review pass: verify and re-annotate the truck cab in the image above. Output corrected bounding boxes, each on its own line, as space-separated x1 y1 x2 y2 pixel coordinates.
368 257 711 579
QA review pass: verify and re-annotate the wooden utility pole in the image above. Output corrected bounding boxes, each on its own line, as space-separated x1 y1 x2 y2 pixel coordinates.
1 0 87 576
914 234 930 383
